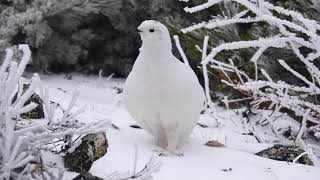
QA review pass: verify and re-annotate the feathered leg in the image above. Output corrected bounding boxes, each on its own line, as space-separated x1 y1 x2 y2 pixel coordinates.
166 129 184 156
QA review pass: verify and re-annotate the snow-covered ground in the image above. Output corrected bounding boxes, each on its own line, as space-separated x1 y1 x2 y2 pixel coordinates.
39 74 320 180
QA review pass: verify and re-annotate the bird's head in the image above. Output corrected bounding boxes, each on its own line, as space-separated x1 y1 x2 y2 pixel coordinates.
137 20 172 52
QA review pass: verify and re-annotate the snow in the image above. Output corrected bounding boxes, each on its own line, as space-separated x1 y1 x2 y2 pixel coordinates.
38 74 320 180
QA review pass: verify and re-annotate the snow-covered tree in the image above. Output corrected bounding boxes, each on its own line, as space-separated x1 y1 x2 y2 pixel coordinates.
180 0 320 166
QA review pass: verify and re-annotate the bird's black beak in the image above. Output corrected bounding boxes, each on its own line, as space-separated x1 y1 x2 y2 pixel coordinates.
137 29 143 33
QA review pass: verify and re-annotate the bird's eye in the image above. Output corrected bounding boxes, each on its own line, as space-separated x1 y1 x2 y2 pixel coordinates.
149 29 155 33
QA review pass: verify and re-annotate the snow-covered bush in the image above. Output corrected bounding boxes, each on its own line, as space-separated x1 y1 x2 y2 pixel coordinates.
0 0 201 76
0 0 122 72
0 45 107 179
180 0 320 166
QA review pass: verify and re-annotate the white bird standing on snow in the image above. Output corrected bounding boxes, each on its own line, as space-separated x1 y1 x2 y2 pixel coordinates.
123 20 205 155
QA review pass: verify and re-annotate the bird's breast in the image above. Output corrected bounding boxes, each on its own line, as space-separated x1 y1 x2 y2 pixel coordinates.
124 61 177 105
124 55 204 113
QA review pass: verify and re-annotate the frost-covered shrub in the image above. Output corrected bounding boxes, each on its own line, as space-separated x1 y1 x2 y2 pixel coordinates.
178 0 320 92
0 45 107 179
181 0 320 166
0 0 194 76
2 0 317 77
0 0 122 72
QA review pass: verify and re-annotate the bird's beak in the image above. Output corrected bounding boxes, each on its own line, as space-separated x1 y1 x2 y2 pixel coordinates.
137 25 143 33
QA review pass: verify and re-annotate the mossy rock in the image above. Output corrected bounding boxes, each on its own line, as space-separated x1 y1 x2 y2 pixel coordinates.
20 93 45 119
255 144 313 166
12 83 45 119
64 132 108 173
72 172 103 180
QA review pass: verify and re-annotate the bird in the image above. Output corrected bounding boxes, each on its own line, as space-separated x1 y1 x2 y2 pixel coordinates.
123 20 205 156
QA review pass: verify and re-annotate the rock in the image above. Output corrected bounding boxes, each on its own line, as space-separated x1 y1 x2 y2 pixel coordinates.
12 83 45 119
130 124 142 129
205 140 225 147
72 173 103 180
64 132 108 173
255 144 313 166
20 93 45 119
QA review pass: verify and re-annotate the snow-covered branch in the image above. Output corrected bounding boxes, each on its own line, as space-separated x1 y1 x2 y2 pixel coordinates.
173 35 190 66
182 0 320 166
0 45 108 179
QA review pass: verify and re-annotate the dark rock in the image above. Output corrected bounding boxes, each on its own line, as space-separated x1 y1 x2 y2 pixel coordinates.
205 140 225 147
20 93 45 119
64 132 108 173
221 168 232 172
282 127 294 140
130 124 142 129
255 144 313 166
72 172 103 180
12 83 45 119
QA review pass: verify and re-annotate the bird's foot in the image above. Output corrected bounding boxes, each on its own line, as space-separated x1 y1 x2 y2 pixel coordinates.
153 146 165 153
153 147 184 157
155 139 167 149
168 149 184 157
153 147 167 156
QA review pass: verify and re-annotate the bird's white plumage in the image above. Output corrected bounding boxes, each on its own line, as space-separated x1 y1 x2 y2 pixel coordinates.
123 20 205 155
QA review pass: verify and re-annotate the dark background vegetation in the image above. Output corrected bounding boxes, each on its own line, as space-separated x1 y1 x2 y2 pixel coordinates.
1 0 319 92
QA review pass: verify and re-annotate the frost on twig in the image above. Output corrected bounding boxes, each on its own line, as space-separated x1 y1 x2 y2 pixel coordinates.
181 0 320 166
173 35 190 66
0 45 108 179
105 142 161 180
106 155 161 180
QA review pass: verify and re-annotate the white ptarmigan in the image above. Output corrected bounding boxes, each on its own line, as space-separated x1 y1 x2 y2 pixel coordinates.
123 20 205 155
